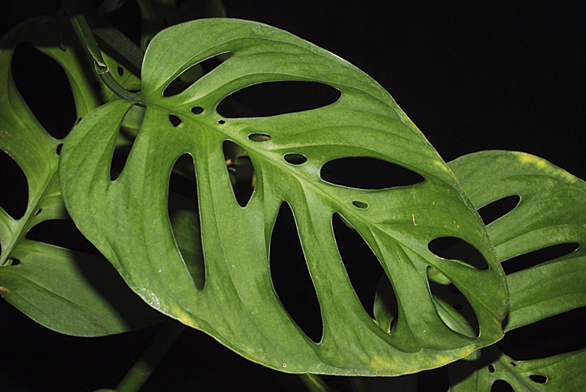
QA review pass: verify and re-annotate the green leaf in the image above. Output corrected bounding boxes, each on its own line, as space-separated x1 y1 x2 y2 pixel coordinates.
447 150 586 390
60 18 507 374
0 17 164 336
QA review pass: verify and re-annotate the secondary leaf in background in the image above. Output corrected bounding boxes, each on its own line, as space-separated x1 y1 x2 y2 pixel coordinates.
60 18 508 375
446 150 586 391
0 17 164 336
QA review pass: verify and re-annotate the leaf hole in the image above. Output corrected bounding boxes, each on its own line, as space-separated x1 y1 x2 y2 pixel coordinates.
223 141 255 207
478 195 520 225
491 380 514 392
321 157 424 190
110 154 130 181
427 271 480 338
0 150 28 219
352 201 368 209
373 275 399 334
11 42 76 139
248 133 271 142
34 208 42 216
163 53 232 97
270 203 322 343
110 104 142 180
447 283 462 295
2 258 21 267
26 219 100 254
333 214 385 319
217 81 340 118
529 374 547 384
428 237 489 270
488 364 496 373
498 306 586 360
117 66 124 76
169 114 182 127
284 153 307 165
191 106 204 115
168 154 204 290
218 119 225 125
501 242 579 275
56 143 63 155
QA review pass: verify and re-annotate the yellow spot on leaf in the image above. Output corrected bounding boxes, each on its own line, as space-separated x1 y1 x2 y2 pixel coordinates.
369 355 389 370
0 287 9 292
179 312 197 328
518 153 547 168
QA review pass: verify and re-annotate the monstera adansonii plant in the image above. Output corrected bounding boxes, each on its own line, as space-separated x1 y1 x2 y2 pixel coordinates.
1 5 585 391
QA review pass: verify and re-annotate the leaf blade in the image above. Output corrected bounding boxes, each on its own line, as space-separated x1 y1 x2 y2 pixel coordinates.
61 18 507 373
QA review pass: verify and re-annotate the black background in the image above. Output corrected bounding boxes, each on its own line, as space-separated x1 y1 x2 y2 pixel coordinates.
1 1 585 391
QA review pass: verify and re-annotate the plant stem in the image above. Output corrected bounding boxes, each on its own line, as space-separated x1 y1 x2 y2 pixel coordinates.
116 320 185 392
61 0 140 101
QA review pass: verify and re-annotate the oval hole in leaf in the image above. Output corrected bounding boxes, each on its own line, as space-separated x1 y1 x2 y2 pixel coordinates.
217 81 340 118
491 380 515 392
2 258 21 266
191 106 204 115
497 306 586 360
11 42 76 140
333 214 385 319
0 150 28 220
26 219 100 254
501 242 578 275
427 269 480 338
529 375 547 384
169 114 182 127
428 237 489 270
270 203 322 343
477 195 520 225
248 133 270 142
223 141 255 207
321 157 424 190
168 154 204 290
284 153 307 165
163 53 232 97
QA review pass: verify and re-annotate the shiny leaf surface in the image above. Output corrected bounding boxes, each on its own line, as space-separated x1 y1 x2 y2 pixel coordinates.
60 18 507 374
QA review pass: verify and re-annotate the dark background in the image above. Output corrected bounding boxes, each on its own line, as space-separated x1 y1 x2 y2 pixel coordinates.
1 1 585 391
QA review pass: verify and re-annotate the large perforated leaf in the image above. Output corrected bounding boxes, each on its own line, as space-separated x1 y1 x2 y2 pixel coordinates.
446 151 586 391
60 18 508 375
